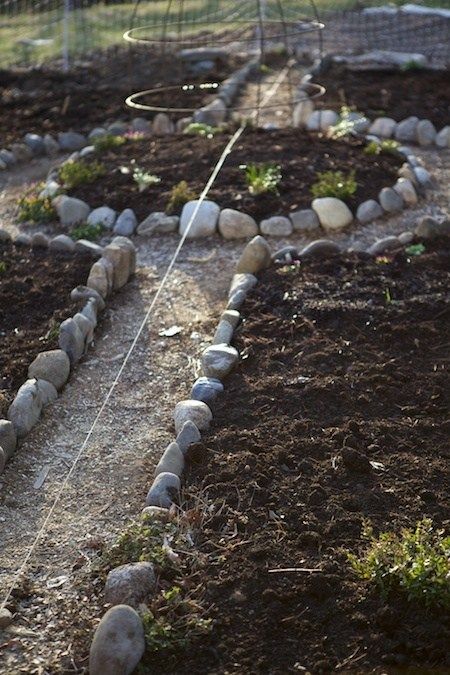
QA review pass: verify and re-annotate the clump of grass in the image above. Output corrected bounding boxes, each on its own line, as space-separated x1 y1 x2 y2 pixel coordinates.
133 166 161 193
311 169 357 201
59 159 106 189
184 122 220 138
364 139 400 156
93 134 126 152
166 180 196 214
240 162 282 196
17 195 56 223
70 222 104 241
347 518 450 609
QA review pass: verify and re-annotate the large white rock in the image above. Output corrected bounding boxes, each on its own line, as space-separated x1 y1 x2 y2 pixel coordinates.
218 209 258 240
87 206 117 230
201 344 239 380
368 117 397 138
89 605 145 675
312 197 353 231
105 562 156 608
174 400 212 434
236 235 271 274
393 178 418 205
28 350 70 390
179 200 220 238
260 216 293 237
53 195 90 227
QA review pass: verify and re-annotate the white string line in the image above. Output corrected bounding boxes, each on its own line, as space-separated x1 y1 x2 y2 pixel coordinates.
0 64 289 611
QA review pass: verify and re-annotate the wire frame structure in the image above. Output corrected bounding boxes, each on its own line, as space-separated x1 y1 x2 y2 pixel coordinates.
123 0 325 125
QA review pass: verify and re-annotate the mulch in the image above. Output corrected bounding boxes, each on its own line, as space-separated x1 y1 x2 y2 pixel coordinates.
68 128 401 222
315 65 450 129
146 241 450 674
0 243 93 413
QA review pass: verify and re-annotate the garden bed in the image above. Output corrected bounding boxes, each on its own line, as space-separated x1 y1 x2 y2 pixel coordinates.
0 243 93 413
315 64 450 129
144 242 449 673
67 129 402 221
0 49 246 144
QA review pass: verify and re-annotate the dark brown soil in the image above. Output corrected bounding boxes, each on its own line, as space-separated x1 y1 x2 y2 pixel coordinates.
315 65 450 129
150 242 449 673
0 48 245 145
68 128 401 221
0 243 93 413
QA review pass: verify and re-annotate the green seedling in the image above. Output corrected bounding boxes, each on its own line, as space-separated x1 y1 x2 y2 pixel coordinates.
59 159 106 189
241 162 282 196
311 169 357 201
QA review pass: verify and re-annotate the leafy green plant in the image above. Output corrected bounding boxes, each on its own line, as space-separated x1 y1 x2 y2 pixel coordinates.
93 134 126 152
364 139 400 156
328 107 359 139
405 243 426 256
401 59 425 72
0 261 7 274
166 180 196 214
17 195 56 223
311 169 357 201
59 159 106 189
133 166 161 193
241 162 282 196
347 518 450 609
184 122 220 138
70 222 104 241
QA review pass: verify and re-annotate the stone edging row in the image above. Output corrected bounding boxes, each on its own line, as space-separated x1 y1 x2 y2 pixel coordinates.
87 218 449 673
0 235 136 475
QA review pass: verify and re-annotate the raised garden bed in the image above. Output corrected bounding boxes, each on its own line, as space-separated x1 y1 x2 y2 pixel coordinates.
139 241 450 673
0 242 92 412
315 64 450 129
67 129 402 222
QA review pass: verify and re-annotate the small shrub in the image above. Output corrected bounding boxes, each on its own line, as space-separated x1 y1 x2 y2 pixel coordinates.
184 122 220 138
311 169 357 201
93 134 126 152
364 139 399 156
241 162 282 196
59 159 106 189
133 167 161 193
166 181 196 214
347 518 450 609
71 222 104 241
17 195 56 223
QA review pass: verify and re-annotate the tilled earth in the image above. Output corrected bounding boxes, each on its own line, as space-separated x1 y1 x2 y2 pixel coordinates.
0 243 92 411
148 241 450 674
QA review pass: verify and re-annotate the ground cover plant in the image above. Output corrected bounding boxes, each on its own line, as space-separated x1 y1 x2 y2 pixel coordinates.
0 242 93 412
64 129 401 221
132 240 449 673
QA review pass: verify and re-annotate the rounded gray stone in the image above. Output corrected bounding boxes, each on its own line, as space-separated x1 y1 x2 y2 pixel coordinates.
59 317 85 365
153 112 174 135
137 212 179 236
89 605 145 675
28 349 70 391
0 229 12 244
312 197 353 231
368 117 397 138
174 399 212 434
218 209 258 240
175 420 201 455
113 209 137 237
236 235 271 274
413 167 435 189
105 562 156 608
7 379 43 437
146 472 181 508
191 376 224 405
31 232 50 249
398 231 414 245
227 289 246 311
393 178 418 206
179 200 220 239
435 126 450 148
70 285 106 311
201 344 239 381
299 239 340 259
49 234 75 253
155 441 184 477
213 319 234 345
0 420 17 460
415 216 449 240
229 273 257 297
53 195 90 227
367 236 401 256
58 131 87 151
356 200 384 223
260 216 293 237
416 119 436 147
394 116 419 143
289 208 320 231
87 206 117 230
0 608 13 629
378 187 404 213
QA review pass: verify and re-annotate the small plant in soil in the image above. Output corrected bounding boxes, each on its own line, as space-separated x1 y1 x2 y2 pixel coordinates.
401 59 425 72
132 166 161 193
17 194 56 224
241 162 282 196
184 122 220 138
166 180 197 214
70 222 104 241
0 261 7 274
405 243 426 256
59 159 106 189
328 106 359 139
347 518 450 609
93 134 126 152
364 139 400 156
311 169 357 201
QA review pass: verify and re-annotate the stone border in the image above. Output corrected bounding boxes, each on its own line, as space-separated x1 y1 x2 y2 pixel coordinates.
0 56 257 173
87 217 449 672
0 234 136 475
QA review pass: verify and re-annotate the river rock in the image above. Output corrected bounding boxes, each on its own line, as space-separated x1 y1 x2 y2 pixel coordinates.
367 236 400 256
88 127 107 140
71 285 106 311
53 195 90 227
155 441 184 477
141 506 171 522
7 379 43 437
221 309 240 328
0 229 12 243
137 212 179 236
58 131 87 151
378 187 404 213
194 98 227 126
413 166 435 189
290 208 320 231
74 239 103 258
174 400 212 434
0 420 17 461
24 132 45 155
306 109 338 131
393 178 418 205
229 273 257 297
260 216 293 237
87 260 109 298
176 420 201 454
11 142 32 161
201 344 239 380
59 317 85 365
105 562 156 608
395 116 419 143
227 289 246 310
108 121 128 136
87 206 117 230
191 376 224 405
179 200 220 238
89 605 145 675
14 233 31 247
31 232 50 249
49 234 76 253
28 350 70 390
236 235 271 274
368 117 397 138
39 180 61 199
0 149 16 167
153 113 174 135
43 133 60 157
299 239 341 259
73 311 95 347
416 119 436 146
112 236 136 276
213 320 234 345
113 209 137 236
435 126 450 148
146 472 181 508
356 199 384 223
218 209 258 240
0 608 13 629
312 197 353 231
131 117 151 133
415 216 450 239
293 99 314 128
103 244 130 289
398 231 414 245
